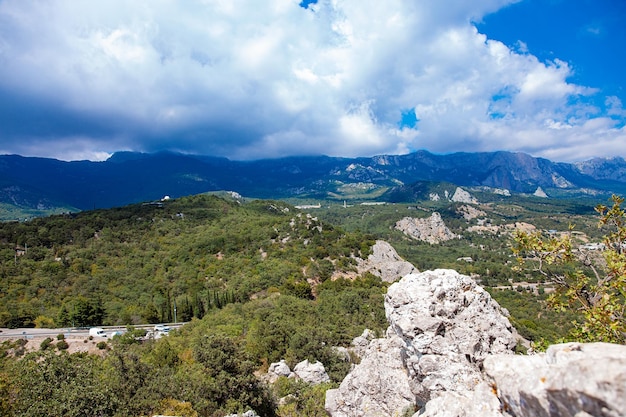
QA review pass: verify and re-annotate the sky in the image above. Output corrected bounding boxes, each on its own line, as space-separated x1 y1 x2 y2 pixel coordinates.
0 0 624 162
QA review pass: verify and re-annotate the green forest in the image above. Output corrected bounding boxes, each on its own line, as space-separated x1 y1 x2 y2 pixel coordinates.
0 192 618 416
0 195 388 416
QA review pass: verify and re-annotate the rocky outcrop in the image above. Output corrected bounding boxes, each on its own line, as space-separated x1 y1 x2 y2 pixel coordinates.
395 213 458 244
350 328 376 358
266 359 293 383
265 359 330 385
293 359 330 384
357 240 418 283
484 342 626 417
325 269 626 417
456 204 486 221
325 334 416 417
534 186 548 198
451 187 478 204
325 269 516 416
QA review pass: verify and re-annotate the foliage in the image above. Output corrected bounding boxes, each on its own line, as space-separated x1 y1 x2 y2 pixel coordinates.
1 191 611 415
56 340 69 350
7 351 117 417
0 195 375 328
39 337 54 351
273 377 333 417
512 195 626 344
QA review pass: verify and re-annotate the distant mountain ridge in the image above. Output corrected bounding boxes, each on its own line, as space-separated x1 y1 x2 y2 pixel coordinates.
1 150 626 217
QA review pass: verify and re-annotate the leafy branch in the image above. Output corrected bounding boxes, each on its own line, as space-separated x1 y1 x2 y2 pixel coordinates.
512 195 625 344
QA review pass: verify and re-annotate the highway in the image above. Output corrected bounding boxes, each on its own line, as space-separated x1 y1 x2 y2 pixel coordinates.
0 323 184 340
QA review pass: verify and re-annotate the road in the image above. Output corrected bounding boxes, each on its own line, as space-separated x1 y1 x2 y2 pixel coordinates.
0 323 184 340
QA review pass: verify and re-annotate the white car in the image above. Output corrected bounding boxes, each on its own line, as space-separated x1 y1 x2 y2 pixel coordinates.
154 324 170 336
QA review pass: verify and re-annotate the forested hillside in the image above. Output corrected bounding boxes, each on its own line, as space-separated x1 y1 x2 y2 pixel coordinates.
0 195 380 329
0 194 399 416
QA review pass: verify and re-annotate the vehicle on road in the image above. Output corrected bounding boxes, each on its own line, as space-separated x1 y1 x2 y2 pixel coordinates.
89 327 107 338
154 324 171 333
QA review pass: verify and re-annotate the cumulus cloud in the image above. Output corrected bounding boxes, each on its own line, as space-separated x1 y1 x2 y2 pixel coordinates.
0 0 623 162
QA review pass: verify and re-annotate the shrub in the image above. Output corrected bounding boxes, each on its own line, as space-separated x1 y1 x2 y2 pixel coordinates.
40 337 54 351
56 333 65 341
56 340 69 350
96 341 107 350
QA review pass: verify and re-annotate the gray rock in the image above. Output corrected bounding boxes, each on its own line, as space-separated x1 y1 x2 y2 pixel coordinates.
326 268 626 417
293 359 330 384
386 270 516 406
224 411 259 417
395 213 458 244
266 359 293 383
326 269 516 416
484 342 626 417
451 187 478 204
351 328 376 358
417 381 503 417
357 240 418 283
325 335 415 417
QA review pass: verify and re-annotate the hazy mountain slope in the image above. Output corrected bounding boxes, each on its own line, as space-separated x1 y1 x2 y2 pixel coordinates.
2 150 626 218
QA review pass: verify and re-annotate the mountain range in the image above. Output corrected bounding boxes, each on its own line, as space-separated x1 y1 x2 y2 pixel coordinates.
1 150 626 218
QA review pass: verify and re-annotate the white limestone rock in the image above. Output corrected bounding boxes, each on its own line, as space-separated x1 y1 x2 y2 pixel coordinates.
293 359 330 384
350 328 376 358
395 213 458 244
484 342 626 417
266 359 293 383
326 269 516 417
451 187 478 204
534 186 548 198
326 269 626 417
325 335 415 417
357 240 418 283
417 381 503 417
224 411 259 417
386 270 516 406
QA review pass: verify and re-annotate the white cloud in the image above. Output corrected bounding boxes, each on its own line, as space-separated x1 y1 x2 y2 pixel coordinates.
0 0 623 162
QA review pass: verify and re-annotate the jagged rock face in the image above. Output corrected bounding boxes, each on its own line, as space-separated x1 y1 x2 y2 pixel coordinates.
385 270 516 406
325 269 626 417
484 342 626 417
395 213 458 244
324 335 416 417
357 240 418 283
325 269 516 416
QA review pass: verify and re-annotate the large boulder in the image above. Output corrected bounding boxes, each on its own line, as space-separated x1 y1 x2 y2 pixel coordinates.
326 269 516 416
293 359 330 384
266 359 293 383
385 270 516 406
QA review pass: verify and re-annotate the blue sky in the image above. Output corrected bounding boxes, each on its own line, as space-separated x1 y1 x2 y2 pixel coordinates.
0 0 624 162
